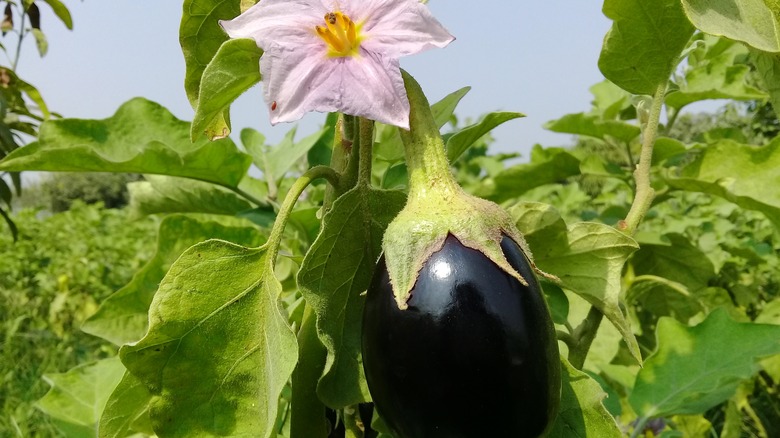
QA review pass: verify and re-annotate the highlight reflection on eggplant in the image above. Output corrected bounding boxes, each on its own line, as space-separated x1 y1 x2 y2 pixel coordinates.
362 234 560 438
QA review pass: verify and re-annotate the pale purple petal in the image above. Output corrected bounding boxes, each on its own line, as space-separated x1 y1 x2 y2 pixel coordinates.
262 47 409 128
219 0 326 49
353 0 454 58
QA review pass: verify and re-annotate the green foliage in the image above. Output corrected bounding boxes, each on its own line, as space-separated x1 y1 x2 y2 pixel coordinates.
298 187 406 408
0 98 253 188
0 203 156 436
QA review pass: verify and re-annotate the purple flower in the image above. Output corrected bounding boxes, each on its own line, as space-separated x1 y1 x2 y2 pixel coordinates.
221 0 454 129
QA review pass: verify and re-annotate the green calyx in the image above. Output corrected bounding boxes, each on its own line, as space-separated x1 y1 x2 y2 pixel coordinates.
383 71 554 309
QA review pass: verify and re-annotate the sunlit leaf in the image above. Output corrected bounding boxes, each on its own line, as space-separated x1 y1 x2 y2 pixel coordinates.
82 215 265 345
298 186 406 407
680 0 780 52
666 139 780 230
191 38 262 141
120 239 298 437
545 113 640 143
475 146 581 202
666 39 766 110
41 0 73 30
0 98 252 187
99 371 154 438
127 175 253 219
599 0 695 94
446 111 524 162
630 308 780 418
36 357 126 438
181 0 240 107
511 202 642 363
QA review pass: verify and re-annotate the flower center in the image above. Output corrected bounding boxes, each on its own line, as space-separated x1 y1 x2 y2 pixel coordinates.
316 11 362 58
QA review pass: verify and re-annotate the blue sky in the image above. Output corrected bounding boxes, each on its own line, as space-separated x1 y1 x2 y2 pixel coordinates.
22 1 613 158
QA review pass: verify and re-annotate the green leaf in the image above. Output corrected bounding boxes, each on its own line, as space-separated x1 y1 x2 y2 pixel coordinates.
99 371 154 438
632 234 715 292
511 202 642 363
0 98 252 187
191 38 262 141
31 28 48 57
547 358 623 438
666 43 767 110
475 146 581 202
665 139 780 229
120 239 298 437
267 127 328 180
82 215 265 345
629 308 780 419
180 0 240 107
298 186 406 408
752 49 780 120
0 206 17 241
680 0 780 52
599 0 695 95
36 357 126 438
589 80 632 120
431 86 470 129
17 75 50 119
127 175 253 219
446 111 524 162
42 0 73 30
545 113 640 143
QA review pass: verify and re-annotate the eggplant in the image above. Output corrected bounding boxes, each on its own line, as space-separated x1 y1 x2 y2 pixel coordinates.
362 234 560 438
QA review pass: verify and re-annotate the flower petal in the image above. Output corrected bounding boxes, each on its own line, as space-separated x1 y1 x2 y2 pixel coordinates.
261 47 409 128
219 0 326 49
352 0 454 58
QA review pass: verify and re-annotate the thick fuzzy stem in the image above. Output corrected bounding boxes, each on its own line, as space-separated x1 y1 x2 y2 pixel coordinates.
399 71 461 201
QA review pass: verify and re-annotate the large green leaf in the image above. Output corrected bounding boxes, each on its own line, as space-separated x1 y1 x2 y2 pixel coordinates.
548 359 623 437
445 111 525 162
191 38 262 141
181 0 241 107
475 146 581 202
82 215 265 345
127 175 253 219
599 0 695 95
680 0 780 52
36 357 127 438
630 308 780 419
545 113 640 143
99 371 154 438
511 202 642 363
665 139 780 229
298 186 406 408
120 239 298 437
0 98 252 187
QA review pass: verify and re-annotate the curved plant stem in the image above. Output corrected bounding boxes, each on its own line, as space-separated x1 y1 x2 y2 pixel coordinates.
267 165 340 261
621 82 667 235
569 83 667 369
629 416 650 438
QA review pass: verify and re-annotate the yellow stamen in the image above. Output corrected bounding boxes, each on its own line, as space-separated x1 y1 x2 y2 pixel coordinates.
315 11 362 58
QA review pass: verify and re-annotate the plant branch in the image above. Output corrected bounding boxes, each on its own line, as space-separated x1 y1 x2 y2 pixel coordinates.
567 305 604 369
620 82 667 235
267 165 340 261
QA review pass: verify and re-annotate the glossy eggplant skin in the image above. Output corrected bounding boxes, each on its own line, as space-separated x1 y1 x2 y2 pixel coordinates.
362 235 559 438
